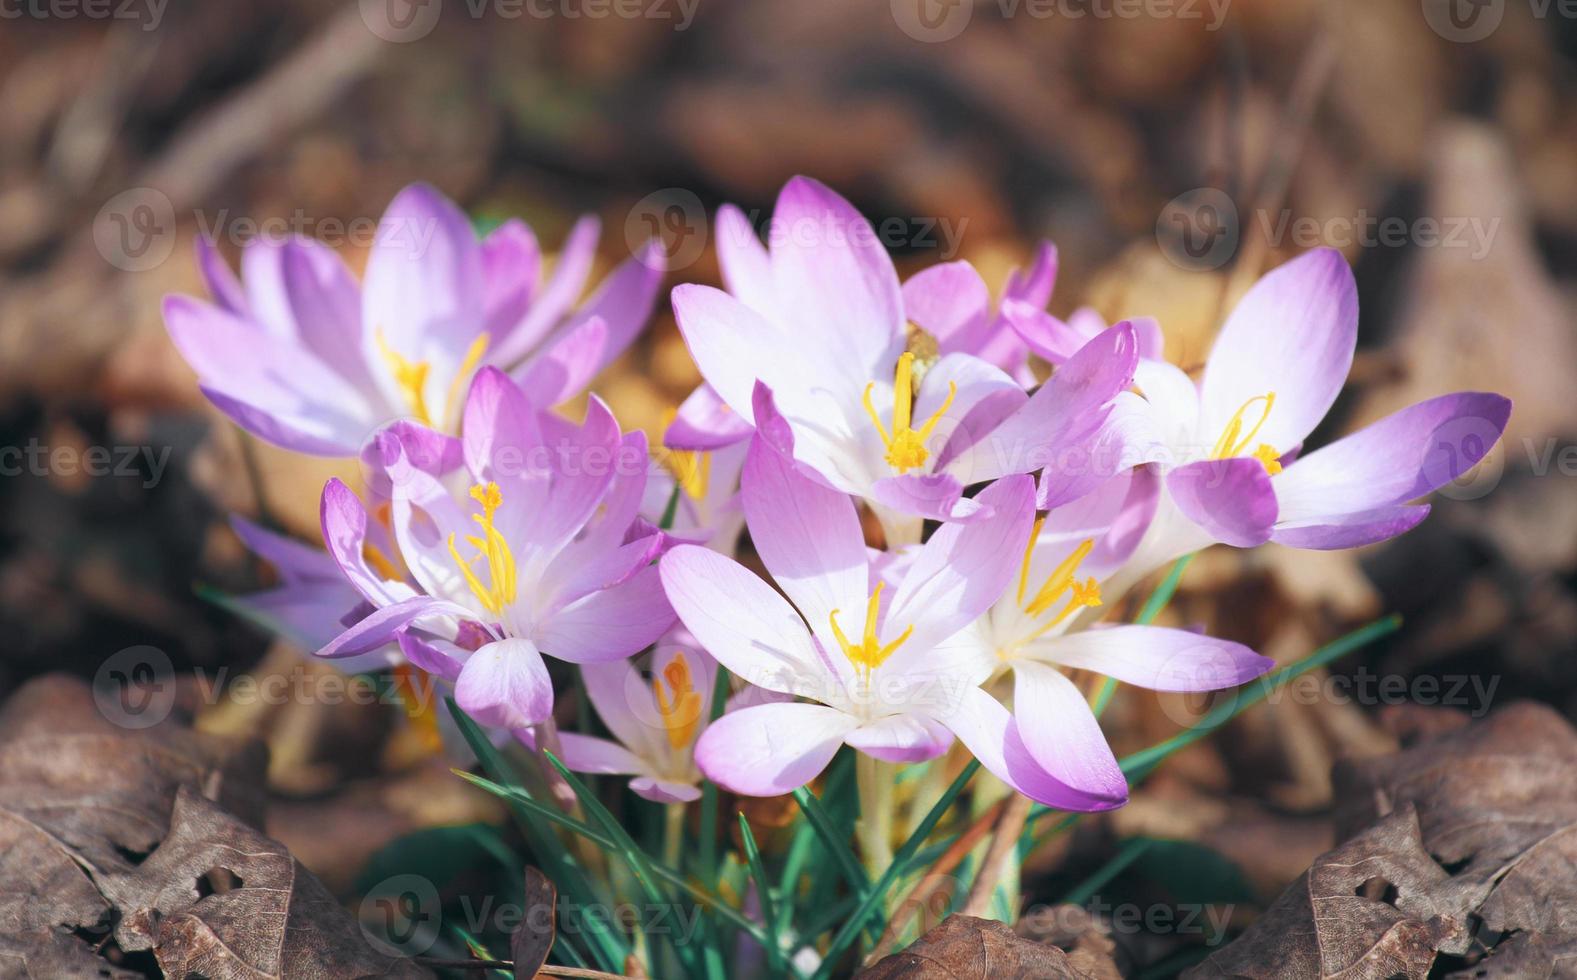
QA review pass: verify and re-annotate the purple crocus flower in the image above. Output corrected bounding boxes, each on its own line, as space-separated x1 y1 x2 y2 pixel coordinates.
670 177 1138 543
659 431 1129 811
1107 248 1511 580
164 183 663 456
315 367 675 731
932 469 1272 793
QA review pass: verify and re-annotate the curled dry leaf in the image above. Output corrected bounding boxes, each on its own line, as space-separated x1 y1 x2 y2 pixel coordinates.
1185 701 1577 979
855 914 1116 980
0 674 431 980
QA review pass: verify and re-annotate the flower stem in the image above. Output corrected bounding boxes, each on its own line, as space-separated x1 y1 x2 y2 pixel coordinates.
663 801 686 870
856 753 894 878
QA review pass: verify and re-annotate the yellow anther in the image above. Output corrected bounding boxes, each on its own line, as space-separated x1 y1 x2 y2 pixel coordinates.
1212 392 1281 474
376 329 434 426
829 582 913 682
447 481 517 617
657 408 713 501
653 652 703 751
862 352 957 473
1013 530 1104 642
1253 443 1283 476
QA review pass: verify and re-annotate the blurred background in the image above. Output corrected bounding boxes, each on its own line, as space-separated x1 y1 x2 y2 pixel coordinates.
1 0 1574 949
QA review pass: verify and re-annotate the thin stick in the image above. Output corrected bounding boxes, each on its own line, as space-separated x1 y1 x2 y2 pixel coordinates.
960 794 1034 918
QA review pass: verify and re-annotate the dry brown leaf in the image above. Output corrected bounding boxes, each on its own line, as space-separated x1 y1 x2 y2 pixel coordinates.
511 866 557 980
855 914 1114 980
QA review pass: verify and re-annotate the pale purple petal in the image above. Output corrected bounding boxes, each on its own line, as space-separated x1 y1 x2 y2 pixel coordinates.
1270 504 1431 550
454 637 554 729
514 315 610 408
280 237 376 393
1198 248 1357 453
535 564 675 664
480 219 541 339
1037 625 1272 691
715 203 775 311
664 383 754 451
1167 458 1278 548
843 713 954 763
195 237 247 316
495 215 600 365
463 366 545 486
694 701 857 796
1010 662 1127 804
318 596 453 659
630 777 703 804
659 545 825 696
741 433 869 638
901 261 990 354
869 473 991 525
556 732 648 775
1273 392 1512 523
939 686 1127 811
396 631 466 682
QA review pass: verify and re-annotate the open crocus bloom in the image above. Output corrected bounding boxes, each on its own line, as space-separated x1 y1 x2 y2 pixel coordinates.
1002 303 1165 369
660 433 1128 811
164 183 663 456
315 367 675 730
935 469 1273 784
1109 248 1512 581
671 177 1139 544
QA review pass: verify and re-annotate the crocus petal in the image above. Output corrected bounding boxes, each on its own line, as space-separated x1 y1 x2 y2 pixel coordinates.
279 237 377 394
556 733 648 776
495 215 600 364
1167 458 1278 548
869 473 990 525
566 242 665 378
581 659 664 760
396 631 465 682
659 545 825 696
361 183 486 407
514 315 610 408
320 477 415 606
741 432 869 639
454 638 554 729
902 261 991 353
886 474 1035 656
919 353 1026 471
694 702 857 797
946 322 1138 485
1009 662 1128 802
940 686 1127 811
768 177 904 386
1198 248 1357 453
230 515 336 583
1270 504 1432 550
463 366 545 485
1036 625 1272 692
196 237 247 316
480 218 541 339
317 596 452 659
165 296 378 455
716 203 775 311
535 564 675 664
843 713 954 764
629 778 704 804
1272 392 1512 523
663 383 754 451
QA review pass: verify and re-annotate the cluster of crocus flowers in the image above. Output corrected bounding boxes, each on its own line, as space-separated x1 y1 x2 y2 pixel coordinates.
173 178 1511 824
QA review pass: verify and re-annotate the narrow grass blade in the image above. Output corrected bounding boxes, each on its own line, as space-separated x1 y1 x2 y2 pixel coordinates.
791 785 868 897
736 812 786 973
1062 837 1155 906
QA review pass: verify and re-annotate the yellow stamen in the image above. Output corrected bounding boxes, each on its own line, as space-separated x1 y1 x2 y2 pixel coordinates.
1212 392 1281 474
376 329 433 426
862 352 957 473
446 481 517 617
828 582 914 682
1014 533 1104 642
442 332 491 429
653 652 703 751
